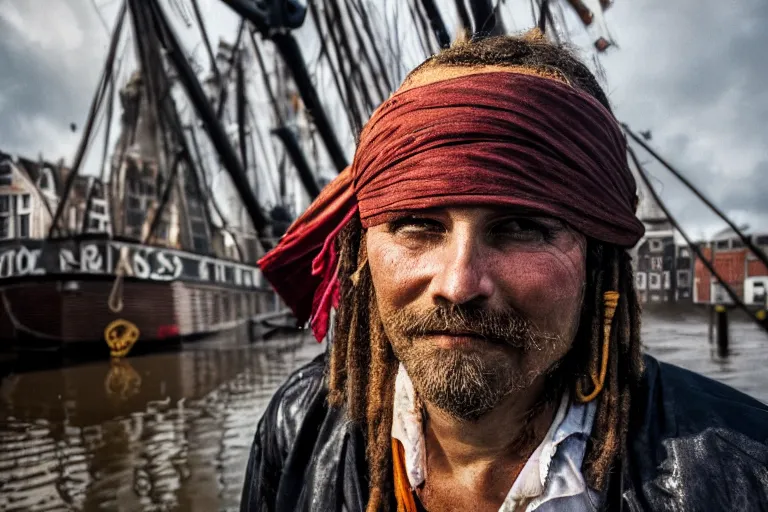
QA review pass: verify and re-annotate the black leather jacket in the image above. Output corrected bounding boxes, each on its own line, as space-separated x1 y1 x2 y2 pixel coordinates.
241 354 768 511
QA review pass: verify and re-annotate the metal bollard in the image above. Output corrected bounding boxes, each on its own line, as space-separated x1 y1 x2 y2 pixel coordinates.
715 305 729 358
757 309 768 331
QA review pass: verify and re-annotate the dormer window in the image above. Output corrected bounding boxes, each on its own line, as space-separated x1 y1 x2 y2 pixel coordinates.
0 161 13 187
39 168 53 191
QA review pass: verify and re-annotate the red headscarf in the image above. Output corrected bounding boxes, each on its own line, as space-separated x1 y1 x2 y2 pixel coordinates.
258 72 644 341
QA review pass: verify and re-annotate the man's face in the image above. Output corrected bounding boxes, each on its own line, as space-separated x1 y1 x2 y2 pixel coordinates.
366 207 587 420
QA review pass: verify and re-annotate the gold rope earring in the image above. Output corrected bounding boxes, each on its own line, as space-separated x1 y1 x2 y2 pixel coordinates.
350 256 368 287
350 231 368 287
576 291 620 403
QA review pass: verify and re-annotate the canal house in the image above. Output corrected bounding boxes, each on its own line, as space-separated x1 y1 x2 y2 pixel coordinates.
633 180 677 305
693 227 768 306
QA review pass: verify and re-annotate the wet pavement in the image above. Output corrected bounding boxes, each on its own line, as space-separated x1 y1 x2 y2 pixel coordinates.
0 313 766 511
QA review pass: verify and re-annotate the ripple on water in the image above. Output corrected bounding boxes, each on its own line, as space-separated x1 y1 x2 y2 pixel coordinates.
0 332 323 511
643 313 768 404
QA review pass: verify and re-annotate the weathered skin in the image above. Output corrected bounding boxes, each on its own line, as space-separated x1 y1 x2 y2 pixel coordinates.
367 206 586 511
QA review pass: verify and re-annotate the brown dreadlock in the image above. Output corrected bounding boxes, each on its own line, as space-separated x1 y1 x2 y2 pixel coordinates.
327 31 645 512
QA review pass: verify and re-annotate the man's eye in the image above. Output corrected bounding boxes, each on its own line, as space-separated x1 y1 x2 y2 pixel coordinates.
490 219 551 241
388 217 444 235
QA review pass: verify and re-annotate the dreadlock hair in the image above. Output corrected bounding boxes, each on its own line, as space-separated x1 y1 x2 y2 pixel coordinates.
327 30 645 512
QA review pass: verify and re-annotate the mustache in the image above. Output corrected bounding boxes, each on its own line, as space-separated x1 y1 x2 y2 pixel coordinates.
388 304 558 349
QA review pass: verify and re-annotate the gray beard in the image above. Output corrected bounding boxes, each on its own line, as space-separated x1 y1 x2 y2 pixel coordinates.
399 346 539 422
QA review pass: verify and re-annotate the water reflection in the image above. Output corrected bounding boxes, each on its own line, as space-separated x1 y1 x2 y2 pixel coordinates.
105 358 143 402
0 332 323 511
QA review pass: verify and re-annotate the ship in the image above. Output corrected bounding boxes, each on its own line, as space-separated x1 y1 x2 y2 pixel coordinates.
0 2 285 357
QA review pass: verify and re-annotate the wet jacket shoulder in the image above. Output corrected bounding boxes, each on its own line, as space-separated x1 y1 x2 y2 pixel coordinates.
240 352 369 512
623 355 768 511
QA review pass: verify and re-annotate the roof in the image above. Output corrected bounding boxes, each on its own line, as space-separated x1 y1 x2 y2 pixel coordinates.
712 224 750 240
643 230 675 239
8 153 66 195
629 158 669 224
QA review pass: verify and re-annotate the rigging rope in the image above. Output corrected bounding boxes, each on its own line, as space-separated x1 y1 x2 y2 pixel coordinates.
308 1 359 136
47 0 128 239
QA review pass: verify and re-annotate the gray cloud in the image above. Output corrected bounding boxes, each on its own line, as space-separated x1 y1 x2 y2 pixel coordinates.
596 0 768 237
0 1 110 159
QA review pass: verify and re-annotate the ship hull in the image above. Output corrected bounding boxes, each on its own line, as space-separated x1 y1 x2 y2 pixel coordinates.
0 276 274 358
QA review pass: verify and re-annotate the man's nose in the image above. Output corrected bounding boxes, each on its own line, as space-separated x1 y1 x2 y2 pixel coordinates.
427 234 495 306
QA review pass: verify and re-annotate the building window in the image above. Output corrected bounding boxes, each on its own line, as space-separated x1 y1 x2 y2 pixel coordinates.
635 272 647 290
679 248 690 258
193 236 208 254
155 221 170 240
17 215 29 238
189 202 209 253
663 271 671 290
731 238 744 249
68 206 78 232
757 236 768 246
0 161 13 187
715 240 730 250
677 270 690 288
127 210 144 227
649 239 663 252
39 170 50 190
649 273 662 290
126 177 155 238
16 193 31 239
752 282 766 305
0 195 10 239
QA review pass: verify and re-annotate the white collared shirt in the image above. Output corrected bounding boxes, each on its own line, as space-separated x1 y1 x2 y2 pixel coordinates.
391 364 602 511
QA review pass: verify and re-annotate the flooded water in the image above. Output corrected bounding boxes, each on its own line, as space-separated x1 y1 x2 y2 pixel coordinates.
642 310 768 404
0 332 324 511
0 313 766 511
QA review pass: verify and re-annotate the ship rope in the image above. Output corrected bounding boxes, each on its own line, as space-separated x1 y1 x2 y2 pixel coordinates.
107 270 125 314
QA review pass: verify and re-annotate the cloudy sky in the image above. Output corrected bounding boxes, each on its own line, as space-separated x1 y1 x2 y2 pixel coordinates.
0 0 765 240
